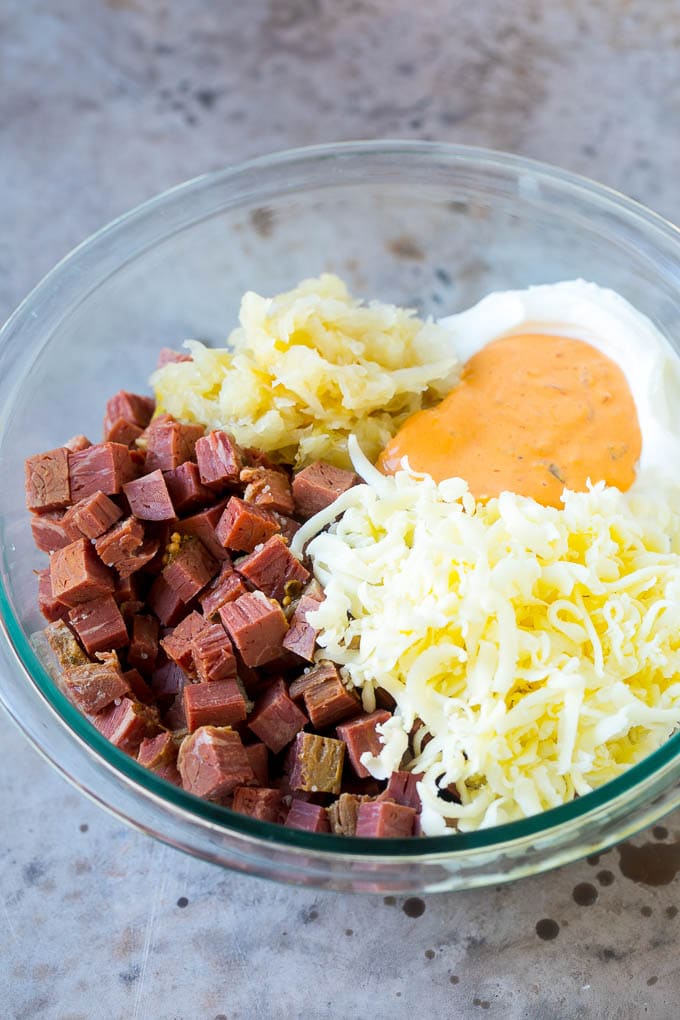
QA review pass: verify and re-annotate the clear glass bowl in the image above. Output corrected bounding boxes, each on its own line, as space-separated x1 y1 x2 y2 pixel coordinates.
2 141 680 894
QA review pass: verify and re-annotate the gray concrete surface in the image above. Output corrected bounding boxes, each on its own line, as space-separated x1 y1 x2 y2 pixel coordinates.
2 2 680 1017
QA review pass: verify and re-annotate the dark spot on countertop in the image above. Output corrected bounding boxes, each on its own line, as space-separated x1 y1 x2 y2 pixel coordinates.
596 870 615 887
450 975 460 984
22 859 47 886
119 964 141 986
300 907 319 924
177 897 189 908
195 88 219 110
617 838 680 886
383 895 396 906
435 267 453 287
473 998 490 1009
573 882 598 906
653 826 669 840
79 823 88 833
425 949 435 960
466 935 486 951
215 1014 228 1020
647 976 658 986
345 928 353 937
387 236 425 261
402 897 426 918
250 207 275 238
535 918 559 941
641 906 653 917
596 947 626 963
665 905 678 918
586 854 602 866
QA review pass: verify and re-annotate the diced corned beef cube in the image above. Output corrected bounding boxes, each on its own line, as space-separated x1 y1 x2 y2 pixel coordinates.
25 447 71 511
355 800 416 838
192 623 237 683
137 731 178 770
44 618 89 669
103 391 155 435
327 792 370 836
198 559 248 619
154 760 183 785
282 595 321 661
195 430 243 490
244 742 269 787
127 614 159 676
243 447 281 471
162 537 218 603
234 654 262 697
215 497 280 553
232 786 285 823
69 442 137 501
272 513 301 545
236 535 310 603
63 491 123 541
247 678 307 753
148 575 189 627
157 347 192 368
163 691 188 730
62 656 129 714
160 610 208 672
288 661 338 702
123 470 175 521
378 771 424 812
151 659 189 699
177 499 230 562
220 591 289 667
241 466 295 516
163 462 212 515
113 571 142 606
50 538 114 607
129 448 146 471
37 569 69 622
292 461 359 519
30 511 71 553
144 420 204 473
183 678 248 731
105 418 143 447
137 732 181 783
122 667 153 704
64 435 92 453
336 710 392 779
117 538 160 579
289 732 345 795
93 696 161 756
178 726 254 801
94 515 145 567
302 666 360 729
285 799 331 833
68 596 129 656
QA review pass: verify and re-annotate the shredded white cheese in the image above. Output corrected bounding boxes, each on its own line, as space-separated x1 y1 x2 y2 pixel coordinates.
299 443 680 834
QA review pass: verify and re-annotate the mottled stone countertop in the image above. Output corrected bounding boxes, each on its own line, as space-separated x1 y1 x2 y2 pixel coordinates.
3 2 680 1018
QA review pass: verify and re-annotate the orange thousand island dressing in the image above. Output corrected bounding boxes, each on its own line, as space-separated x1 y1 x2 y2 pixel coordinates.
377 333 642 508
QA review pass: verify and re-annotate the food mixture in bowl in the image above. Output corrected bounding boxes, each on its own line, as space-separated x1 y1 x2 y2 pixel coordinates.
24 274 680 837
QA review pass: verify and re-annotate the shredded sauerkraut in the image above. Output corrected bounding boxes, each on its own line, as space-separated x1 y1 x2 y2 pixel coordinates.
151 274 458 470
293 439 680 834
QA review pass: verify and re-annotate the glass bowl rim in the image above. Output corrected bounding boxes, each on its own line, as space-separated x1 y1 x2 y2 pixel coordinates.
2 138 680 861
